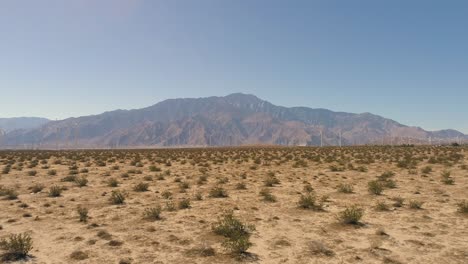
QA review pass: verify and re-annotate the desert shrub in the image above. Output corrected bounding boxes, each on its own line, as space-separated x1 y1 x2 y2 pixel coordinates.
107 178 119 187
212 211 255 255
149 165 160 172
70 250 88 260
303 183 314 193
77 207 88 222
209 186 228 198
217 177 229 184
47 169 57 176
264 174 280 187
307 240 335 256
298 193 324 211
409 200 423 209
235 182 247 190
338 205 364 225
456 200 468 214
179 181 190 192
75 177 88 187
143 175 153 181
421 166 432 174
195 192 203 201
368 181 383 195
161 190 172 199
143 206 162 221
197 175 208 185
259 188 276 202
0 233 33 261
110 190 126 204
133 182 149 192
165 201 176 211
392 196 405 207
48 185 62 197
375 201 390 211
178 198 191 209
61 175 77 182
30 184 44 193
337 183 353 193
27 170 37 176
441 171 454 185
0 188 19 200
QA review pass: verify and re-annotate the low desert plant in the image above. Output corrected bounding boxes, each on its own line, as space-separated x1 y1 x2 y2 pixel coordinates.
77 207 88 222
456 200 468 214
48 185 62 197
375 201 390 211
338 205 364 225
212 211 255 256
259 188 276 202
0 233 33 261
209 186 228 198
107 178 119 187
178 198 191 209
75 177 88 187
298 193 324 211
337 183 353 193
409 200 423 209
109 190 126 204
133 182 149 192
143 206 162 220
368 180 383 195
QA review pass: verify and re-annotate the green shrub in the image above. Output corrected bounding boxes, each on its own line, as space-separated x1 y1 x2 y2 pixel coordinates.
259 188 276 202
212 211 255 255
110 190 126 204
209 186 228 198
409 200 423 209
338 205 364 225
133 182 149 192
456 200 468 214
178 198 191 209
0 233 33 261
77 207 88 222
75 177 88 187
298 193 324 211
368 181 383 195
107 178 119 187
337 183 353 193
143 206 162 221
48 185 62 197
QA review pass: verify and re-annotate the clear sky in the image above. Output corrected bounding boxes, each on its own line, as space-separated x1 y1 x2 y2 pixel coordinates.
0 0 467 133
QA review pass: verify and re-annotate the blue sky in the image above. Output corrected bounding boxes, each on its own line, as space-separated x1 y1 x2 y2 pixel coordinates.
0 0 467 133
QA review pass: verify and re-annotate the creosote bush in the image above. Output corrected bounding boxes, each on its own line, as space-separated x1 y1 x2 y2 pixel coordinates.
77 207 89 222
368 180 383 195
0 233 33 261
338 205 364 225
337 183 353 193
143 206 162 220
209 186 228 198
456 200 468 214
48 185 62 197
212 211 255 256
298 193 324 211
110 190 126 204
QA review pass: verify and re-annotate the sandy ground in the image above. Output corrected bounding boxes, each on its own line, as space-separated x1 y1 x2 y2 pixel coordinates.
0 146 467 264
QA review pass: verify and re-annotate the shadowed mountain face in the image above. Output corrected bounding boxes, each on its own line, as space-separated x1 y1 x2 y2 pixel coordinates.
0 94 465 148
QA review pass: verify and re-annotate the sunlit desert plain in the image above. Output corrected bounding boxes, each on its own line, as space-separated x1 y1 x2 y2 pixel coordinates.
1 146 467 264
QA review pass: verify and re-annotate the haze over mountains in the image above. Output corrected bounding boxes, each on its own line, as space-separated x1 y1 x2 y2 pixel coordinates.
0 93 466 148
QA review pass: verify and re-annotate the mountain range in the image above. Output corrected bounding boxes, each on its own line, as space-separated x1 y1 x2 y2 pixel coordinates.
0 93 466 148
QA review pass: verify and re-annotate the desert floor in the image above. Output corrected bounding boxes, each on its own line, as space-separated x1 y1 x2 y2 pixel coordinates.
0 146 467 264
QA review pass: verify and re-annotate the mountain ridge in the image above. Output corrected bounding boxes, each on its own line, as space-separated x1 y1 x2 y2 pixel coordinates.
0 93 465 148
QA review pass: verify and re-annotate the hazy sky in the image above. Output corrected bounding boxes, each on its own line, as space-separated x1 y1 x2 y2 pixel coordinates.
1 0 467 133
